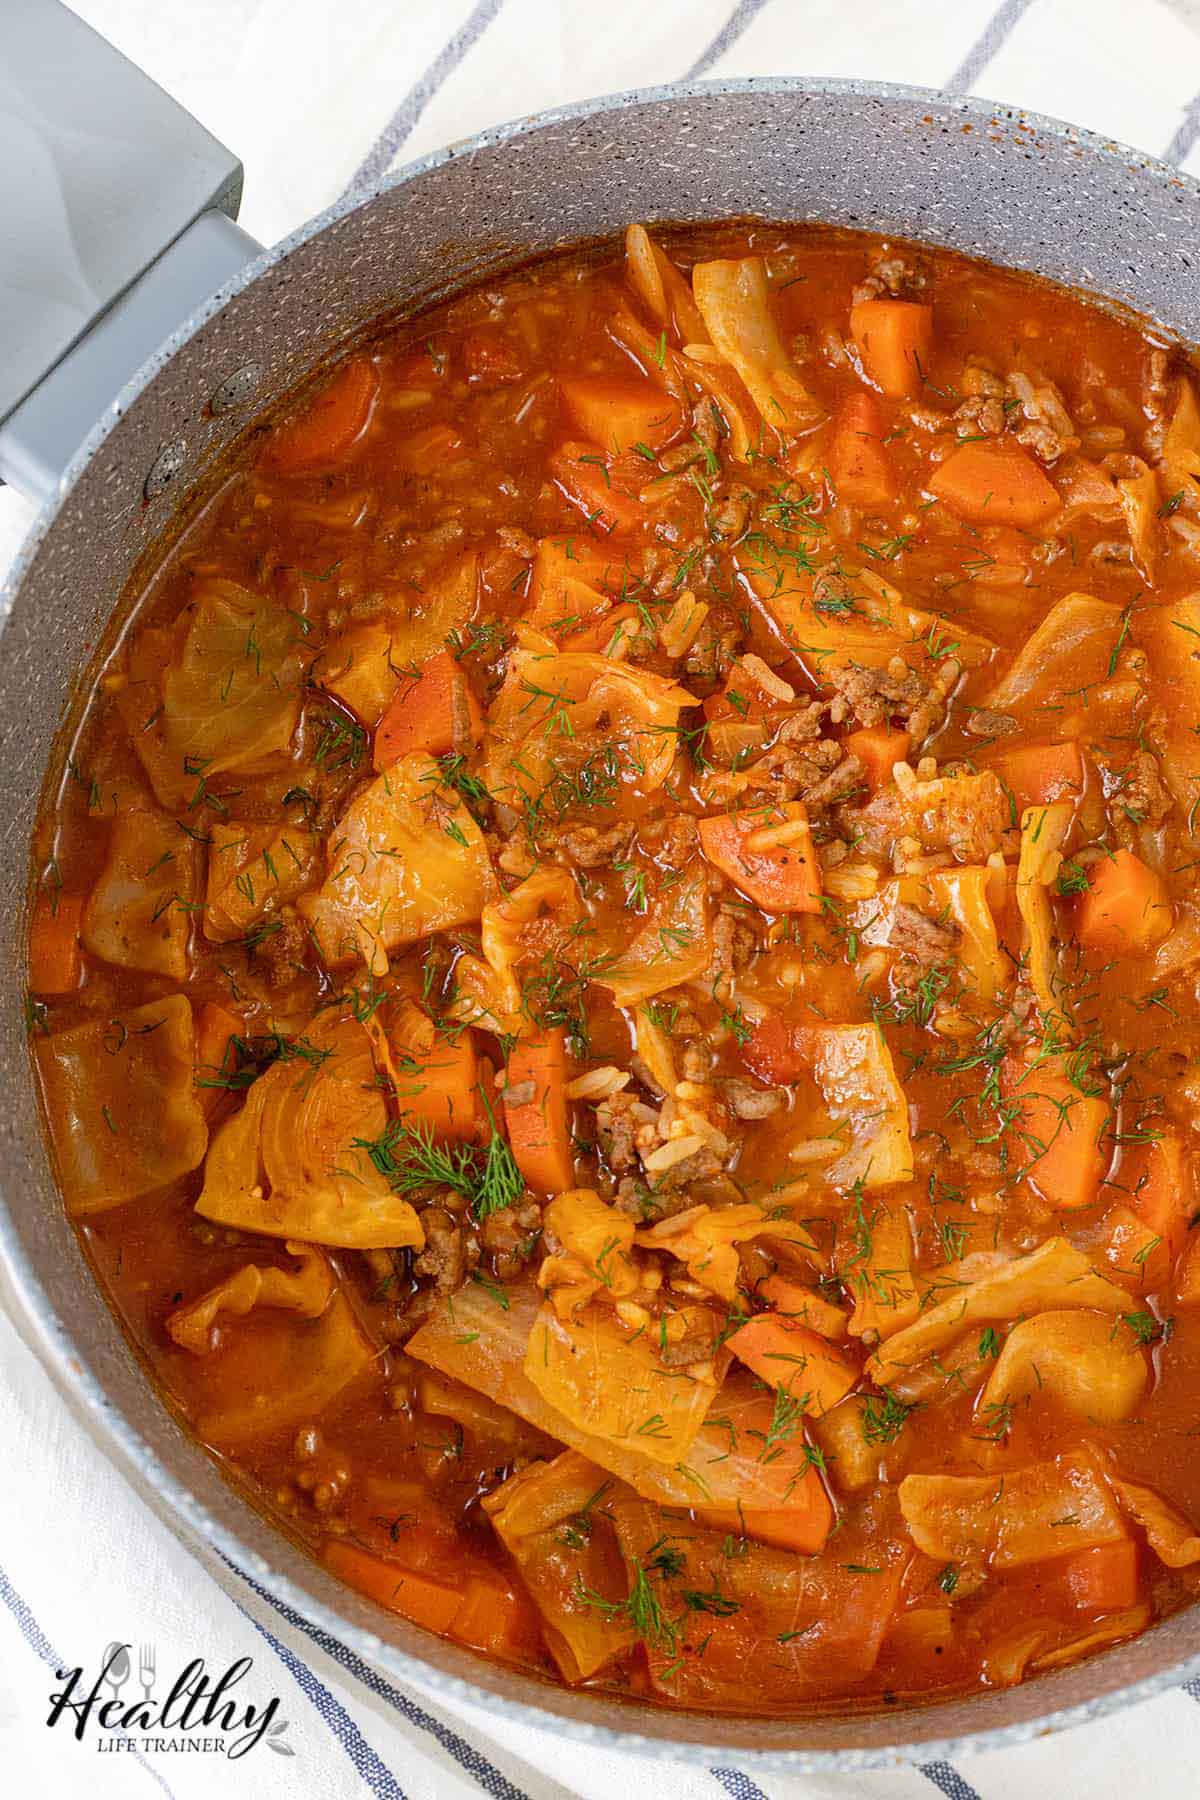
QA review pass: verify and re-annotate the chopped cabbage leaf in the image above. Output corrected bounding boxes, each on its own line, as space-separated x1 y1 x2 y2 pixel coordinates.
1160 377 1200 510
609 1491 901 1705
1114 1479 1200 1567
451 867 583 1038
484 649 694 814
793 1024 913 1191
538 1189 639 1317
1136 591 1200 815
203 820 320 943
408 1282 828 1523
35 995 207 1213
315 554 478 725
196 1008 425 1248
299 752 496 973
624 225 709 345
899 1449 1127 1568
594 870 711 1006
868 1237 1130 1383
980 1308 1147 1424
1015 800 1073 1024
124 580 306 808
985 593 1123 715
166 1240 333 1354
484 1451 637 1682
524 1300 718 1466
82 806 199 979
739 546 995 682
691 257 825 437
636 1202 819 1306
842 1197 920 1339
191 1287 374 1446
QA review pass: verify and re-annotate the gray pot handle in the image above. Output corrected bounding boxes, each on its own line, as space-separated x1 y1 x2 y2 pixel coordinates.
0 0 263 505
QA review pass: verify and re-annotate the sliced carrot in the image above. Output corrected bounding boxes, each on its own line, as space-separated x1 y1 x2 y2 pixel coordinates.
741 1015 806 1086
844 726 910 794
394 422 466 476
266 359 378 472
697 1481 834 1555
827 391 896 506
1074 849 1172 956
528 535 624 632
193 1000 244 1121
504 1029 573 1194
1056 1540 1139 1613
373 650 483 770
1003 1055 1109 1211
560 377 683 454
928 439 1060 527
1104 1132 1192 1288
759 1273 848 1339
391 1024 479 1143
549 442 644 535
988 739 1084 813
28 893 84 995
451 1572 543 1659
698 802 821 913
725 1314 858 1416
323 1541 464 1633
849 298 933 398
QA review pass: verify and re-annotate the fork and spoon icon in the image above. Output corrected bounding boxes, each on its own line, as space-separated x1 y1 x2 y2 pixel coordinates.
101 1641 156 1703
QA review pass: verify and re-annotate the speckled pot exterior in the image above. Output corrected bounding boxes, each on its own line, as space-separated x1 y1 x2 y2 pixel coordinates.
4 79 1200 1769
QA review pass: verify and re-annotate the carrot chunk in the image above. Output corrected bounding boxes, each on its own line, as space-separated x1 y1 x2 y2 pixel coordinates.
266 359 378 472
193 1001 243 1121
726 1314 858 1416
1074 849 1172 956
988 740 1084 813
698 802 821 913
740 1015 806 1086
849 299 933 398
504 1029 573 1194
1057 1540 1140 1613
323 1542 464 1633
928 439 1060 527
549 442 644 535
1003 1055 1109 1211
451 1572 543 1659
373 650 483 770
560 377 683 454
28 893 84 995
844 726 911 794
759 1273 848 1339
1104 1131 1192 1288
391 1027 479 1144
697 1484 834 1556
827 391 896 506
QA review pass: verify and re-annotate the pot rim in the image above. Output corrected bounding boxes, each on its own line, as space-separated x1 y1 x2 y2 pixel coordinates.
6 73 1200 1770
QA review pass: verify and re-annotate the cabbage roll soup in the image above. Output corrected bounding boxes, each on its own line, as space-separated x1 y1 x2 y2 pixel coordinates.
27 223 1200 1714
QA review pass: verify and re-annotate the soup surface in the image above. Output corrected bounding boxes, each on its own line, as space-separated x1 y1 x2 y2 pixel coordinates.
27 223 1200 1714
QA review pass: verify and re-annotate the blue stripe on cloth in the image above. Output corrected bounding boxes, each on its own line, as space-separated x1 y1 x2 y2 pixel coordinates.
345 0 507 192
0 1558 177 1799
235 1596 408 1800
226 1556 532 1800
945 0 1037 94
711 1767 770 1800
684 0 772 79
920 1759 983 1800
1164 94 1200 165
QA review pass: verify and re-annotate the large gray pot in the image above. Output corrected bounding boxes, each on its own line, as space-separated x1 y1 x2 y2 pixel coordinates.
3 72 1200 1771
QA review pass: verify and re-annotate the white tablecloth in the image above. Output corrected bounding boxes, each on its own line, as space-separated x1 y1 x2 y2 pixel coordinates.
5 2 1200 1794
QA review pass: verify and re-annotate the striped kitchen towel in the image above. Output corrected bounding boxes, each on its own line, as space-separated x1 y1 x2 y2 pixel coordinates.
4 1 1200 1795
